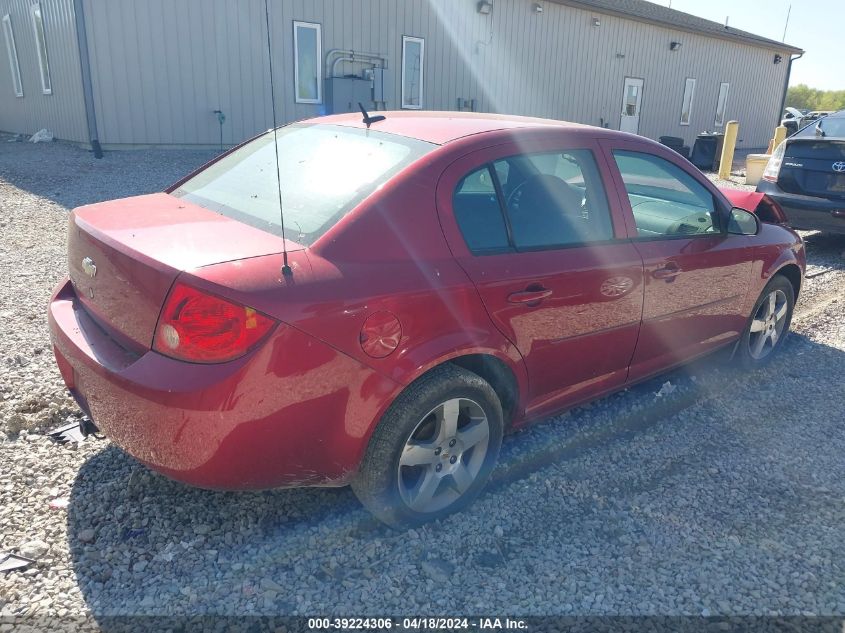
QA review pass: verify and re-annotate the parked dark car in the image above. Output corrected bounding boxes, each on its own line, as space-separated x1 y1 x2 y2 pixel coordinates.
49 112 805 527
758 109 845 234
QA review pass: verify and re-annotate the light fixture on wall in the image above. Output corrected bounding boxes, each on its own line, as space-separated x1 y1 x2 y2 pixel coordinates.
477 0 492 14
532 2 543 13
592 16 601 26
773 54 783 64
670 41 682 51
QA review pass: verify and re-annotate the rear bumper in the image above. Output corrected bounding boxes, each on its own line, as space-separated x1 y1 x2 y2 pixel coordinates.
48 279 398 490
756 180 845 234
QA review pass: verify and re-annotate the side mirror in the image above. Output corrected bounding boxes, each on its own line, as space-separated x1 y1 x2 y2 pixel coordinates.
727 207 760 236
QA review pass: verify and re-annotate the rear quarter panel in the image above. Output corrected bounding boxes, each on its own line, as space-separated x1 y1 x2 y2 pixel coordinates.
189 147 529 438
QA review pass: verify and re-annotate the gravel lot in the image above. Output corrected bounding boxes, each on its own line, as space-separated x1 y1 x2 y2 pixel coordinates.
1 137 844 624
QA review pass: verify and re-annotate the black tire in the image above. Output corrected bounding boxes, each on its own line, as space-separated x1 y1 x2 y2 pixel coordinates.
351 364 504 529
735 275 795 368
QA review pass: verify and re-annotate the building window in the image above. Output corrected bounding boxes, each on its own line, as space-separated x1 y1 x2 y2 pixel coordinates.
679 78 695 126
293 21 321 104
402 36 424 109
2 14 23 97
714 82 730 127
30 2 51 94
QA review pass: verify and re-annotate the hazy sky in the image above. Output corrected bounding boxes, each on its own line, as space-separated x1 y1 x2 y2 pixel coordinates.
653 0 843 90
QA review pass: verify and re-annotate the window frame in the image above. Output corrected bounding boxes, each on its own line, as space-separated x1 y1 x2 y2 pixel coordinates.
293 20 322 105
714 82 730 128
2 14 23 98
679 77 695 126
29 2 51 95
610 148 726 242
401 35 425 110
453 149 619 256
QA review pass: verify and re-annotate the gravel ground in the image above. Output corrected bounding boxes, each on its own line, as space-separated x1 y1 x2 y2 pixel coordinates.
1 137 845 624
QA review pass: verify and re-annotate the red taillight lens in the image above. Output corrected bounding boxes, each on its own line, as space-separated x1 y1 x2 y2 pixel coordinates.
153 283 277 363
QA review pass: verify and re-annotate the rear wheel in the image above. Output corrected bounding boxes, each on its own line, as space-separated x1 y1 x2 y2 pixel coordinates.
736 275 795 367
351 365 503 529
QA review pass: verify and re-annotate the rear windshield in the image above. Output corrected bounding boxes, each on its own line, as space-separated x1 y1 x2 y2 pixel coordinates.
794 116 845 139
172 123 436 245
818 117 845 138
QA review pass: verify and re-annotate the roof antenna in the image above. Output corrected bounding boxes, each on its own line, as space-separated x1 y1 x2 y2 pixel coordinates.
359 102 386 129
264 0 292 278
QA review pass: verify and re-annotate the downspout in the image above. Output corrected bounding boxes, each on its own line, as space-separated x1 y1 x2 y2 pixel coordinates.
73 0 102 158
777 51 804 128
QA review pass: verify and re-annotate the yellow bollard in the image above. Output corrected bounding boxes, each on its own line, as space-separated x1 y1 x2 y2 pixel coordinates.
772 125 787 149
718 120 739 180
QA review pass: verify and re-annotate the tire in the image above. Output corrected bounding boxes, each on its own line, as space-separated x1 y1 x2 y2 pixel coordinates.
351 364 504 529
735 275 795 368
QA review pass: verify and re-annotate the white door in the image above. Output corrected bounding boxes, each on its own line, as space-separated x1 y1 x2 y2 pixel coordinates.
620 77 644 135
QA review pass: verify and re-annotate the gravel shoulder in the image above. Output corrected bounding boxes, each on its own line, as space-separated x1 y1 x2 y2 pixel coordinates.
1 138 844 621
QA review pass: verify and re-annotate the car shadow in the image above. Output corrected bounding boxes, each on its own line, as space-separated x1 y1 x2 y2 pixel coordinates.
64 329 845 620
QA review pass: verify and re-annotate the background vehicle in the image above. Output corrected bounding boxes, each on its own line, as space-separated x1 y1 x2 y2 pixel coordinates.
805 111 834 124
758 109 845 234
781 107 807 136
49 113 805 527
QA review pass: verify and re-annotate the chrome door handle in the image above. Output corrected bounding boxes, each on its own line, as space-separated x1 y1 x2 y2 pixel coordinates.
652 265 681 280
508 288 553 304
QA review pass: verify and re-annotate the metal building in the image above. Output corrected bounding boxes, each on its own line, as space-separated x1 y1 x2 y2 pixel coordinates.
0 0 802 150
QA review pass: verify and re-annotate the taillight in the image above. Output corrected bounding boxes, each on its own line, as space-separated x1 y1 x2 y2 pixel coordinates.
153 282 277 363
762 141 786 182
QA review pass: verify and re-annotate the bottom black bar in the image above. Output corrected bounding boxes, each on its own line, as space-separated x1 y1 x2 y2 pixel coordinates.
2 616 844 633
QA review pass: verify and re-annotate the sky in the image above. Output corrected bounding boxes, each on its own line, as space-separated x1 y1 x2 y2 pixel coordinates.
652 0 844 91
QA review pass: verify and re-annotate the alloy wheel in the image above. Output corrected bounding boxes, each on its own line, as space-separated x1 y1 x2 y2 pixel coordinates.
748 289 789 360
397 398 490 513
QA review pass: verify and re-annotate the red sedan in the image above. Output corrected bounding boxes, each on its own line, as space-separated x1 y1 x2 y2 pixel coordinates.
49 112 805 527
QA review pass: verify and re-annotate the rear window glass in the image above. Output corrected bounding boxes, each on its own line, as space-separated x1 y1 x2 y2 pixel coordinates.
818 117 845 137
172 124 436 245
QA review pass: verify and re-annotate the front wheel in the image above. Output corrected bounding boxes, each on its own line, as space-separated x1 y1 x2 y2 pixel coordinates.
736 275 795 367
351 365 503 529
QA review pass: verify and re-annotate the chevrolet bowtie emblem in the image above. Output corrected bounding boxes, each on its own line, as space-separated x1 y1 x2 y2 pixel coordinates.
81 256 97 278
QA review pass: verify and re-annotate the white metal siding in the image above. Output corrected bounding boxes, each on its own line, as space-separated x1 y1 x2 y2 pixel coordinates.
0 0 88 142
7 0 792 149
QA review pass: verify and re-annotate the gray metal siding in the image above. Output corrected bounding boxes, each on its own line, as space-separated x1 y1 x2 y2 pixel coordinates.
0 0 88 142
10 0 791 149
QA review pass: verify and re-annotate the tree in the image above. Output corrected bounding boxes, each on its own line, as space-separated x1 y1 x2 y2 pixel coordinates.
786 84 845 112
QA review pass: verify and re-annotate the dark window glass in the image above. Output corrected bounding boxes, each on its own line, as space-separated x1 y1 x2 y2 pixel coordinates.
495 150 614 249
818 117 845 137
452 165 509 252
613 150 719 237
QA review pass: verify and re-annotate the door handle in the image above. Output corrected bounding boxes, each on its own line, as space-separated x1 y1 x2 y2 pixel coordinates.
508 287 553 305
652 264 681 280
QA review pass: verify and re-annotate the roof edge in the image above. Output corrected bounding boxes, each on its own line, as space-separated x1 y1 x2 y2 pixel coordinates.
551 0 804 55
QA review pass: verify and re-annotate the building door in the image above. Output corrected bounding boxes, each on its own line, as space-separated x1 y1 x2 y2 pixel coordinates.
620 77 644 135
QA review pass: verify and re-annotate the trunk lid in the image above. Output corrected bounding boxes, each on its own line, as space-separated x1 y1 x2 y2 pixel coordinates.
779 138 845 199
68 192 299 350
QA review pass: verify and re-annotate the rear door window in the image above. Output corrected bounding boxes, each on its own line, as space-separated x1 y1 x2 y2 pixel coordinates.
496 150 614 250
452 165 510 252
452 149 614 253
